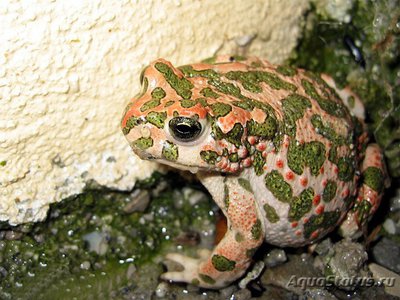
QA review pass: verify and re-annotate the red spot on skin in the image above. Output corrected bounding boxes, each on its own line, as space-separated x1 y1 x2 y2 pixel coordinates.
286 171 295 181
248 136 257 145
315 205 324 214
322 179 327 187
342 189 350 198
313 195 321 206
303 217 309 224
256 143 266 151
295 230 302 236
300 177 308 187
291 222 298 228
320 166 324 174
310 231 319 239
276 159 284 169
334 166 339 174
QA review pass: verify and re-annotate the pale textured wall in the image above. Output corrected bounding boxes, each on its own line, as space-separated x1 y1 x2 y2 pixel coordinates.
0 0 310 225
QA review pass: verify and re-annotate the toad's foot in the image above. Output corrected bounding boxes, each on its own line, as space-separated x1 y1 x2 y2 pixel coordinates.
162 249 212 287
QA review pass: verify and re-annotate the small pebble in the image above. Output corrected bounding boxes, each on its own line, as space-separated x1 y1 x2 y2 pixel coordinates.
383 219 396 235
155 282 169 298
264 249 287 267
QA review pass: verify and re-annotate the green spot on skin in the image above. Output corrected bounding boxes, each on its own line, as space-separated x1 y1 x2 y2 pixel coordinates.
210 120 225 140
140 98 161 112
154 62 194 99
132 137 153 150
208 78 242 98
164 100 175 107
251 219 262 240
225 70 297 93
253 151 265 176
362 166 384 192
263 203 280 223
191 279 200 286
199 274 216 285
288 188 313 221
304 141 326 176
196 98 208 107
323 180 337 202
347 95 355 109
287 140 326 176
250 61 263 68
123 116 145 135
0 161 6 167
211 254 236 272
200 150 219 165
238 178 253 193
201 56 217 64
301 79 347 118
287 140 304 175
337 157 355 182
210 102 232 118
282 93 312 137
224 183 229 208
311 115 346 145
246 117 277 139
265 170 293 203
200 87 220 98
354 199 372 224
151 87 166 100
303 210 341 239
179 65 220 80
276 65 297 76
162 141 178 161
328 146 338 164
180 99 196 108
228 152 239 162
145 111 167 128
235 232 244 242
225 123 244 148
246 247 258 258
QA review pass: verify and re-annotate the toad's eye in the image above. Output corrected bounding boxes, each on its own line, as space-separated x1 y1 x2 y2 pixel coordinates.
169 117 202 142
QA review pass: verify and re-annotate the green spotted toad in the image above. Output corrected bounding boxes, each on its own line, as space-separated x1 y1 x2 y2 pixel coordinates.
121 55 389 288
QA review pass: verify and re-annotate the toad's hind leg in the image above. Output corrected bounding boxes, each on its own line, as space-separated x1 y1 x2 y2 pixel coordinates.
162 173 264 289
340 144 390 238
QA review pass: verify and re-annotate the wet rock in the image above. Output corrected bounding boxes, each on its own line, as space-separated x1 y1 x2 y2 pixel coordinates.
313 238 333 256
383 219 397 235
219 285 239 298
262 285 298 300
231 288 252 300
303 288 337 300
261 253 322 295
264 248 287 268
368 263 400 298
315 239 369 291
4 230 23 240
123 190 150 213
371 237 400 274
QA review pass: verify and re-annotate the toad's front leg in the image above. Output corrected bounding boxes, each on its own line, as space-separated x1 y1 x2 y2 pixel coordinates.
162 173 264 289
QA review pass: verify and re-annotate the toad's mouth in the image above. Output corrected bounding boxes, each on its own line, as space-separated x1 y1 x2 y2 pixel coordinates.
155 159 202 174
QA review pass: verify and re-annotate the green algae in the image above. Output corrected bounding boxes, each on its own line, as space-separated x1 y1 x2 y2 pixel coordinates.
0 173 214 299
